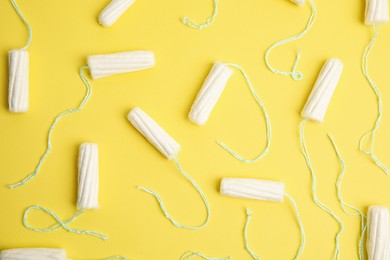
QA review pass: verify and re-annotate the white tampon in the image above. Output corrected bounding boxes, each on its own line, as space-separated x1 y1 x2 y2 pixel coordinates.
98 0 136 27
0 248 67 260
301 58 343 123
8 49 29 113
77 143 99 210
87 51 155 79
128 107 180 160
220 178 285 202
291 0 305 6
366 206 390 260
365 0 389 25
189 62 234 126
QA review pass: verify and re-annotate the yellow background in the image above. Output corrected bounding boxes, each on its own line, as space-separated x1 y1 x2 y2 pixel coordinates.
0 0 389 259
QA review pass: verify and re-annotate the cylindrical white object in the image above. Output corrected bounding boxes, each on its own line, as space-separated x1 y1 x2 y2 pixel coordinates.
0 248 67 260
8 49 29 113
365 0 389 25
128 107 181 160
291 0 305 6
77 143 99 210
301 58 343 123
98 0 136 27
220 178 285 202
188 62 234 126
366 206 390 260
87 51 155 79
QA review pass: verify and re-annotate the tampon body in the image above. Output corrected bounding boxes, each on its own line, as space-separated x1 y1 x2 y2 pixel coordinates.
301 59 343 123
365 0 389 25
87 51 155 79
366 206 390 260
77 143 99 210
220 178 285 202
291 0 305 6
189 62 234 126
8 49 29 113
0 248 66 260
128 107 180 160
98 0 136 27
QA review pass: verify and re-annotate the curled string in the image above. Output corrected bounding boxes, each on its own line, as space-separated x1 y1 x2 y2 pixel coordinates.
8 66 93 189
243 208 259 260
181 0 218 29
328 134 367 260
359 25 389 175
216 63 271 163
299 119 344 260
23 205 108 240
137 157 210 230
9 0 32 49
264 0 316 81
284 193 306 260
180 251 232 260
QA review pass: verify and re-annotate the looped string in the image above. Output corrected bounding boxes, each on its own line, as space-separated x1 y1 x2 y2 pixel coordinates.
23 205 108 240
216 63 271 163
180 251 231 260
137 157 210 230
359 25 389 175
299 119 344 259
243 208 259 260
9 0 32 49
264 0 316 81
328 134 367 260
8 66 93 189
284 193 306 260
181 0 218 29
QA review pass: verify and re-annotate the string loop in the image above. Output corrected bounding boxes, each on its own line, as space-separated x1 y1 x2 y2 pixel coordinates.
9 0 32 49
180 250 231 260
359 25 389 175
264 0 316 81
181 0 218 29
23 205 108 240
8 67 93 189
216 63 271 163
299 119 344 259
137 157 210 230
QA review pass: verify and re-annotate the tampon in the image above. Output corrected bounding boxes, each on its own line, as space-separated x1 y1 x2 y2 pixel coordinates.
366 206 390 260
365 0 389 25
98 0 136 27
8 49 29 113
0 248 66 260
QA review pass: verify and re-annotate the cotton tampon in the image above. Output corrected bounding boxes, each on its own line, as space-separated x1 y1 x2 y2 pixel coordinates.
189 62 271 163
291 0 305 6
8 49 29 112
220 178 305 259
127 107 210 230
359 0 389 174
77 143 99 210
0 248 66 260
220 178 285 202
366 206 390 260
98 0 135 27
301 59 343 123
189 62 233 126
365 0 389 25
88 51 155 79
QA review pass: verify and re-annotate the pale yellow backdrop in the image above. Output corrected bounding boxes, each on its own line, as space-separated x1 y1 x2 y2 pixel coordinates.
0 0 389 259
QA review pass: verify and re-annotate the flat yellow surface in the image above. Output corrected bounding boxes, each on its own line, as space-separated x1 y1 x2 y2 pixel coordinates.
0 0 389 259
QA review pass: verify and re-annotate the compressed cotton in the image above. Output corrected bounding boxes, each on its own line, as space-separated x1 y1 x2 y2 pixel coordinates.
98 0 136 27
87 51 155 79
301 58 343 123
8 49 29 113
128 107 180 160
77 143 99 210
366 206 390 260
220 178 285 202
189 62 233 126
365 0 389 25
0 248 66 260
291 0 305 6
